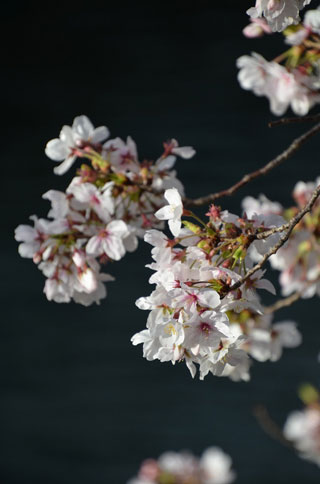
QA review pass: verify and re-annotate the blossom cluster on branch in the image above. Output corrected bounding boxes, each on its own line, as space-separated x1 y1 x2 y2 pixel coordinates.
128 447 235 484
14 115 195 305
239 5 320 115
243 176 320 298
132 188 303 381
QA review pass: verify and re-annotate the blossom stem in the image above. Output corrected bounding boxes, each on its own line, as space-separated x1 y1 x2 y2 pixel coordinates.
184 122 320 207
228 185 320 292
269 113 320 128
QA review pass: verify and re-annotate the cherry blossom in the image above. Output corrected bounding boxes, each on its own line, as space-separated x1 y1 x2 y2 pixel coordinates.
155 188 183 237
247 0 312 32
128 446 235 484
45 115 110 175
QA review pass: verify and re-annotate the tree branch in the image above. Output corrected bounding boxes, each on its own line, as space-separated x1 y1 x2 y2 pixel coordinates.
184 122 320 207
264 291 303 314
253 405 294 449
269 113 320 128
228 185 320 292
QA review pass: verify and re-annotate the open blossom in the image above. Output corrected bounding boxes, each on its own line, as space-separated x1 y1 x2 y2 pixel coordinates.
243 17 272 38
284 396 320 467
45 115 110 175
247 0 312 32
237 52 320 116
16 117 196 304
155 188 183 237
128 447 235 484
228 309 302 363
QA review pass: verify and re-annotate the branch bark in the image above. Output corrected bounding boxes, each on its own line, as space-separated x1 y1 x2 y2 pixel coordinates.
228 185 320 292
264 291 303 314
184 122 320 207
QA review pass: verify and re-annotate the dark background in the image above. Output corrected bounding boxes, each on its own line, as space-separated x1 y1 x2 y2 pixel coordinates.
2 2 320 483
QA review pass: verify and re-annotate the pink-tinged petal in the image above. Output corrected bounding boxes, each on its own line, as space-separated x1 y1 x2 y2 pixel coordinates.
168 218 181 237
243 23 264 38
164 188 182 206
172 146 196 159
155 205 173 220
18 242 38 258
78 268 98 293
124 233 138 252
72 115 94 140
255 278 276 295
53 156 77 175
198 290 220 309
45 139 69 161
274 322 302 347
59 125 75 146
107 220 128 238
144 230 167 247
103 235 125 261
91 126 110 143
15 224 36 242
43 190 69 218
156 155 176 171
100 273 115 282
86 236 102 256
126 136 138 159
70 183 94 203
131 329 151 345
135 296 153 310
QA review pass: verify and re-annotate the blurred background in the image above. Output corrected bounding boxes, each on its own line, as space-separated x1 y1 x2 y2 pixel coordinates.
2 1 320 482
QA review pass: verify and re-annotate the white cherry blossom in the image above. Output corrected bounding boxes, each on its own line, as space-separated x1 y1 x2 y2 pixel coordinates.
155 188 183 237
45 115 109 175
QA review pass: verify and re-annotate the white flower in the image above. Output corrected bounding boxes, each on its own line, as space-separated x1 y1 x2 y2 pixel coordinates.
86 220 129 261
155 188 183 236
15 216 51 259
45 115 109 175
304 6 320 34
42 190 69 219
200 447 236 484
237 52 317 116
247 0 312 32
127 447 235 484
168 138 196 159
103 136 138 172
68 182 114 223
284 407 320 466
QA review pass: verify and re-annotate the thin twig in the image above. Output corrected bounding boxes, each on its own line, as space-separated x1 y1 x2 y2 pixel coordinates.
264 291 302 314
228 185 320 292
253 405 294 449
269 113 320 128
184 122 320 207
255 223 290 239
264 276 320 314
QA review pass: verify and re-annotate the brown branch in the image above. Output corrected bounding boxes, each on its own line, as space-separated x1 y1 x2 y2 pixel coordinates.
264 276 320 314
269 113 320 128
228 185 320 292
255 223 289 240
253 405 294 449
264 291 302 314
183 122 320 207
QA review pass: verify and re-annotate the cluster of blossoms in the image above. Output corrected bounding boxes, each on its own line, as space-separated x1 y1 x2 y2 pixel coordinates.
14 116 195 305
132 188 302 381
239 5 320 115
284 385 320 467
243 176 320 298
247 0 312 33
128 447 235 484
